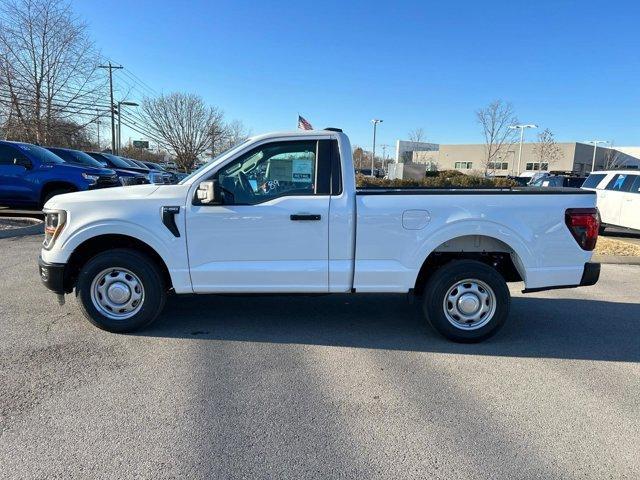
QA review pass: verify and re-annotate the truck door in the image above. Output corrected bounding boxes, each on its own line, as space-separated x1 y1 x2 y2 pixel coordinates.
619 175 640 231
186 139 332 293
599 173 631 226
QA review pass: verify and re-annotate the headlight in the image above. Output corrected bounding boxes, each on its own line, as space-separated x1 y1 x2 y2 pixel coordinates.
82 173 100 184
147 172 164 184
43 210 67 250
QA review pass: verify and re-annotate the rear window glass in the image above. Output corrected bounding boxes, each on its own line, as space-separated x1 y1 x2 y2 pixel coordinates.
582 173 606 189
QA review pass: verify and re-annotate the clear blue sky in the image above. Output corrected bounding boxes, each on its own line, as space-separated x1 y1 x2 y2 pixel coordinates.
73 0 640 150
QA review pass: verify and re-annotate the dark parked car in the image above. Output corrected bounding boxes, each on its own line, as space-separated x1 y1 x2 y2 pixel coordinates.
529 174 586 188
123 158 174 184
0 140 119 209
136 160 179 183
46 147 149 186
86 152 167 184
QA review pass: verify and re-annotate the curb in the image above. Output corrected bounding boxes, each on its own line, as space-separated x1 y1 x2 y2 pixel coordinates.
592 254 640 265
0 219 44 239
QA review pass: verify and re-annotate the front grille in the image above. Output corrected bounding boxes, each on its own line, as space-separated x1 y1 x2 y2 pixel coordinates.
96 175 120 188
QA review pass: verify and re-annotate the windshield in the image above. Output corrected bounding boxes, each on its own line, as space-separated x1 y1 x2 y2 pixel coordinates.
178 139 253 185
16 143 65 164
119 156 149 170
100 152 137 169
49 148 104 168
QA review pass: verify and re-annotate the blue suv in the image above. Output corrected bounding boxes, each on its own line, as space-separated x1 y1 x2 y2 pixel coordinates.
0 140 120 209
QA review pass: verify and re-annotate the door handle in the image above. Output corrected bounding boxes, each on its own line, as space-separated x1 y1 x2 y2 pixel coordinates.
290 214 321 221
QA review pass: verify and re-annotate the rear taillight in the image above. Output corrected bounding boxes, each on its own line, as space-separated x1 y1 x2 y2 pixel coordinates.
565 208 599 251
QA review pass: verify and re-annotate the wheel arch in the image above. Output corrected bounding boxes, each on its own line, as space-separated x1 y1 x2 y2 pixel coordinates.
63 233 173 293
413 233 528 296
40 181 78 207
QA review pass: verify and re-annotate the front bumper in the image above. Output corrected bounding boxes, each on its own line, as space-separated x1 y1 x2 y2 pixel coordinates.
38 256 67 295
522 262 600 293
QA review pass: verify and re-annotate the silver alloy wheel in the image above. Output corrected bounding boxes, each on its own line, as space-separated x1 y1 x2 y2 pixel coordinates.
90 267 145 320
443 278 497 330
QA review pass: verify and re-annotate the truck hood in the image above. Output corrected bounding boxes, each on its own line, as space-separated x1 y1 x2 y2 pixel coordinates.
44 184 161 210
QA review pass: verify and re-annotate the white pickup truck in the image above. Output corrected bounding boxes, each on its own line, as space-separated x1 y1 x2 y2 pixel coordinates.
39 129 601 342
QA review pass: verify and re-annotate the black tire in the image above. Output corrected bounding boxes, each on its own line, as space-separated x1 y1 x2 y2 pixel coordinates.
422 260 510 343
75 248 166 333
42 188 73 208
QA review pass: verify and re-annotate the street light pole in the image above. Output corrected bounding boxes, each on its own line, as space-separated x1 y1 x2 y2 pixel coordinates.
370 119 383 177
116 101 139 155
587 140 608 172
509 124 537 176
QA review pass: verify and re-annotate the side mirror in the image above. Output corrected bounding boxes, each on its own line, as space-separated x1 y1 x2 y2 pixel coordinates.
196 180 222 205
13 157 32 169
100 161 108 167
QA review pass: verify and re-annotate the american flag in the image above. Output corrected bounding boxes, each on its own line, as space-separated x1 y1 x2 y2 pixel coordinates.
297 115 313 130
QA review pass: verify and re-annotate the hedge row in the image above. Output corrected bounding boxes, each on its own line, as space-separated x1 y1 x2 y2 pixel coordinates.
356 171 519 189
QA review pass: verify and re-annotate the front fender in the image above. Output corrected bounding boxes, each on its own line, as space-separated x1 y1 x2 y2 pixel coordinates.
42 218 192 294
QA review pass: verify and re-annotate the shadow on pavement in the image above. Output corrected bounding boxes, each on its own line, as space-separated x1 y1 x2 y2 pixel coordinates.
143 293 640 363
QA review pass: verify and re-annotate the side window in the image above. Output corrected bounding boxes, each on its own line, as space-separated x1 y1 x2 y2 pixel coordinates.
605 174 625 191
0 144 29 166
631 175 640 193
215 140 319 205
582 173 606 189
620 175 637 192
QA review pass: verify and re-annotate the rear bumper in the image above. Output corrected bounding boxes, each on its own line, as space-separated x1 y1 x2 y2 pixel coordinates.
38 256 67 295
522 262 600 293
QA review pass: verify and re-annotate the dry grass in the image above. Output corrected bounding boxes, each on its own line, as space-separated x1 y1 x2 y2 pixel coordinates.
595 236 640 256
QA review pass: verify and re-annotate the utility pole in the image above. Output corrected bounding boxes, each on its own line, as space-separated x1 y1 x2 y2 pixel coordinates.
98 62 123 153
370 119 383 177
587 140 608 172
95 109 100 149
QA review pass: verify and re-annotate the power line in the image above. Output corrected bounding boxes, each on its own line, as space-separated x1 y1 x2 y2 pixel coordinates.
0 87 112 110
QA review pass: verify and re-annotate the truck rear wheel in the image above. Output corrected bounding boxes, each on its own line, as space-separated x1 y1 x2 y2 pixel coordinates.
75 249 166 332
422 260 510 343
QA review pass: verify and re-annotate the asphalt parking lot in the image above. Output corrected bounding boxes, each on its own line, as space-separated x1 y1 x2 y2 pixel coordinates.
1 234 639 479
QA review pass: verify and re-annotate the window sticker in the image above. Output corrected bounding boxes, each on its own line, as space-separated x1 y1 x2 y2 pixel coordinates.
292 159 312 183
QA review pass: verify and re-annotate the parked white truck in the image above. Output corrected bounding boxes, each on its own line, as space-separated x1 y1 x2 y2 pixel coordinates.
39 129 601 342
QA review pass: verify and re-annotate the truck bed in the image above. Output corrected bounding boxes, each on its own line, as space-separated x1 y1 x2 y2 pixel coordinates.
356 187 594 195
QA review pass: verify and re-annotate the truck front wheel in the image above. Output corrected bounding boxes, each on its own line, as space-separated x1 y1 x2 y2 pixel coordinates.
422 260 510 343
75 249 166 332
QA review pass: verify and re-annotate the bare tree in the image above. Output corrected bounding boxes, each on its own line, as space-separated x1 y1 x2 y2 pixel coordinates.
139 92 221 171
408 128 425 143
603 146 623 170
476 100 519 174
532 128 564 170
0 0 105 144
352 146 366 169
211 119 250 156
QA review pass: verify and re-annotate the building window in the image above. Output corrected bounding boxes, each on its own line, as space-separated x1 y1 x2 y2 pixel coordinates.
487 162 508 170
525 162 548 171
454 161 472 169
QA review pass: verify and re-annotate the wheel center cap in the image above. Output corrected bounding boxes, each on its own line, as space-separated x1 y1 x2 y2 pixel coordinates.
458 293 480 315
107 282 131 304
